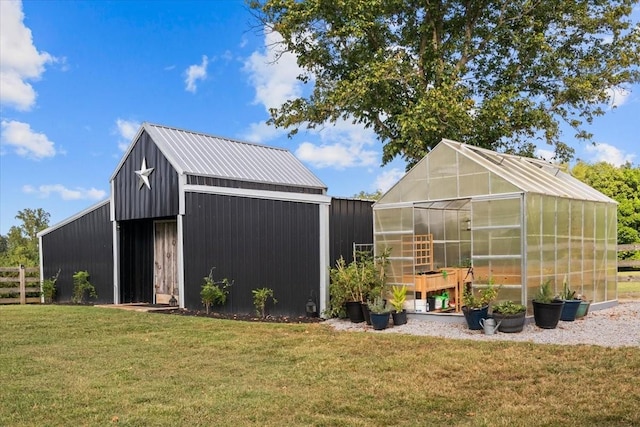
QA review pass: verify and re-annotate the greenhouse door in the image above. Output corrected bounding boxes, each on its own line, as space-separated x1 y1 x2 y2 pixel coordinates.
154 220 178 304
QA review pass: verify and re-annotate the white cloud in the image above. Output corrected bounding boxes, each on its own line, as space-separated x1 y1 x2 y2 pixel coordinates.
115 118 140 151
296 140 377 169
585 142 635 166
184 55 208 93
23 184 106 201
0 0 54 111
606 87 630 108
374 168 405 192
535 148 556 162
244 28 380 170
0 120 56 159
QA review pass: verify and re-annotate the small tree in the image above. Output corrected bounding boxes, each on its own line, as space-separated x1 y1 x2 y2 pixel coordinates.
42 269 60 304
200 268 232 314
252 287 277 319
72 270 97 304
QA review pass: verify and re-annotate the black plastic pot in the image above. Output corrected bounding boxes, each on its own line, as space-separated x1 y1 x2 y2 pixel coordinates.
392 309 407 326
462 305 489 330
370 312 390 330
560 299 582 321
492 311 526 333
346 301 365 323
532 299 564 329
427 297 436 312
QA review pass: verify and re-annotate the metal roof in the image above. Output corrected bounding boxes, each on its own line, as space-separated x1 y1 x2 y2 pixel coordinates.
111 123 327 190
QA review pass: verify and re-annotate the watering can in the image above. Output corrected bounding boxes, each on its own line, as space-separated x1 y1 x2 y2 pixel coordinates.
479 318 501 335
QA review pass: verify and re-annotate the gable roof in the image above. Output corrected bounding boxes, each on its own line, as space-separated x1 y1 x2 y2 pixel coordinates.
111 123 326 190
377 139 616 204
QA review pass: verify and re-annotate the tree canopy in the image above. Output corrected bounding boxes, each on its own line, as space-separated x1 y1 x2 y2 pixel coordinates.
251 0 640 167
0 208 50 267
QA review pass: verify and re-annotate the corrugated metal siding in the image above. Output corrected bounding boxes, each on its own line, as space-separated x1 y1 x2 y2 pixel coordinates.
187 175 324 195
113 131 179 221
41 202 113 303
118 219 154 303
182 193 320 316
145 123 326 190
329 198 374 267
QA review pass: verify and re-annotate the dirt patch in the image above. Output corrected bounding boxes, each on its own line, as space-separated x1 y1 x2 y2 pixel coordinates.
151 308 325 324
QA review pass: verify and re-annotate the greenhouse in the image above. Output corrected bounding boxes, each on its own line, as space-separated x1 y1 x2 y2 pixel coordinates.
373 140 618 315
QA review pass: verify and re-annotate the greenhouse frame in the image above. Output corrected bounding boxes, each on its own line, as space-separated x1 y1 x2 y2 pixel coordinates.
373 140 618 315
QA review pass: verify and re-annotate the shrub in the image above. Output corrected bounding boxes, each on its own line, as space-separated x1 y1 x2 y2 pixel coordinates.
72 271 97 304
42 269 60 304
252 287 277 319
200 268 232 314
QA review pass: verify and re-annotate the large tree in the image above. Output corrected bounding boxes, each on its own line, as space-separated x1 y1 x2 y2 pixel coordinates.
0 208 50 267
251 0 640 167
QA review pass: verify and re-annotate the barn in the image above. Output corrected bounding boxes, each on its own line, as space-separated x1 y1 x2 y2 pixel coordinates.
38 123 373 316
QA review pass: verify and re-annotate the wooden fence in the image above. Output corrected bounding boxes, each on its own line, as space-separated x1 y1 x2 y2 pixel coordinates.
618 244 640 283
0 266 41 304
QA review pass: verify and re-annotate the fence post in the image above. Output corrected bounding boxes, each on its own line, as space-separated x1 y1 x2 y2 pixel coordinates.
19 264 26 305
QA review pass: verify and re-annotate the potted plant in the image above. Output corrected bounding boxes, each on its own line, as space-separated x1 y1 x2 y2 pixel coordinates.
389 285 407 326
367 296 391 330
575 294 591 319
559 280 581 322
461 278 498 330
492 300 527 333
329 257 365 323
532 280 564 329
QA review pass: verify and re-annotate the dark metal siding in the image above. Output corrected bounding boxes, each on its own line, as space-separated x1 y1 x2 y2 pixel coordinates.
329 198 374 267
183 193 320 316
113 131 179 221
41 203 113 303
118 219 155 303
187 175 324 194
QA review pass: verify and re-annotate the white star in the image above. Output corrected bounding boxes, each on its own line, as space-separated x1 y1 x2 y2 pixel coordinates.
134 157 155 190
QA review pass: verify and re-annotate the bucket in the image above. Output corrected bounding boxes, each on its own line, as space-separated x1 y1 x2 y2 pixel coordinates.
415 300 427 313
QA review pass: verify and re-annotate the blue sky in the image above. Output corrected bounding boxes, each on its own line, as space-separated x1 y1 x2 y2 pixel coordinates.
1 0 638 235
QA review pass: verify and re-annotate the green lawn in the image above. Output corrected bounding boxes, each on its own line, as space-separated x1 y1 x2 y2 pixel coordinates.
1 305 639 427
618 271 640 300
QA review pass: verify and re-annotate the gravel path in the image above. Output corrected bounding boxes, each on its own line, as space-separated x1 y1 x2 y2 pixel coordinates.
324 301 640 348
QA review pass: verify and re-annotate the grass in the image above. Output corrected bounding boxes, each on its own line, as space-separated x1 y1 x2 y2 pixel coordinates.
618 271 640 300
1 306 639 426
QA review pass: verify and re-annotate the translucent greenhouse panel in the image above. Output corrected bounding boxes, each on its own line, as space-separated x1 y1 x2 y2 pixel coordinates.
375 235 404 264
525 194 542 235
414 208 429 235
472 201 490 228
444 210 461 242
429 176 459 200
429 210 445 240
428 144 458 178
402 178 429 202
606 204 618 300
459 172 490 197
488 198 521 227
456 152 487 175
594 247 607 302
473 258 522 302
374 207 413 234
569 200 583 290
433 243 446 270
445 243 461 268
526 234 542 278
489 173 519 194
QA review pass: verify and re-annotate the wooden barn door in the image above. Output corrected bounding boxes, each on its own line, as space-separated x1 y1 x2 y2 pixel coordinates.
154 220 178 304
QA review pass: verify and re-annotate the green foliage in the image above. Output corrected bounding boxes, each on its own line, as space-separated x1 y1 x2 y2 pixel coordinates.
42 269 60 304
252 287 277 318
366 296 389 315
327 249 390 317
492 301 526 315
534 280 555 304
251 1 640 167
560 279 577 301
353 190 382 200
200 268 233 314
389 285 406 312
571 161 640 258
462 277 499 308
0 208 50 267
72 270 97 304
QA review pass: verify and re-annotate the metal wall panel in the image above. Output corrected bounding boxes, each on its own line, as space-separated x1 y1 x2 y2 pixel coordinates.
113 131 179 221
118 219 155 303
183 193 320 316
329 198 374 267
41 202 113 303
